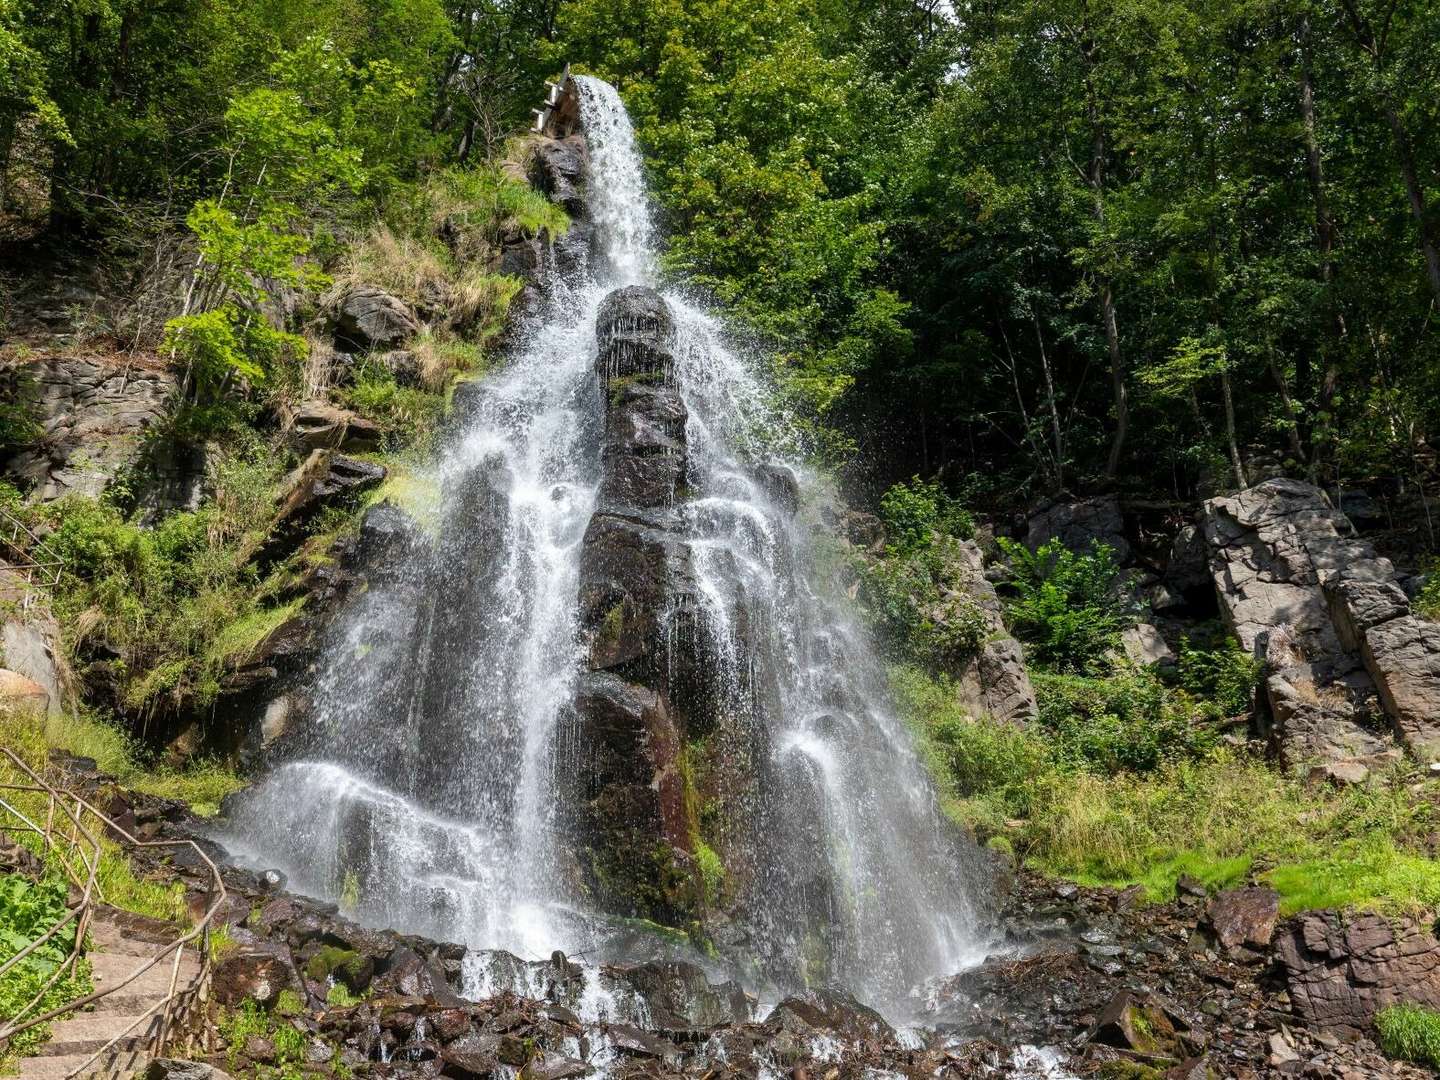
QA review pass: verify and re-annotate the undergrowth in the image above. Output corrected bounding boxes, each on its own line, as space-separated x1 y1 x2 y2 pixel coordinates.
892 664 1440 915
1376 1003 1440 1069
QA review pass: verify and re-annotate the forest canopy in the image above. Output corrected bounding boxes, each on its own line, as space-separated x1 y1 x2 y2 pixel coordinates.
2 0 1438 510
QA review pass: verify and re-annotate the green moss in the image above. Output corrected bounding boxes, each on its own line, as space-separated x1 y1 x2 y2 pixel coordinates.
305 945 366 986
205 597 305 671
366 464 442 536
694 839 725 905
274 988 305 1016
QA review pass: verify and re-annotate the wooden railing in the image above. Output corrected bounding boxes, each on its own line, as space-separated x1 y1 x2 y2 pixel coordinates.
0 748 227 1075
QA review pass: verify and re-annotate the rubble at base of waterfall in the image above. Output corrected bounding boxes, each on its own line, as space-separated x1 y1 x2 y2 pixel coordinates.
50 756 1437 1080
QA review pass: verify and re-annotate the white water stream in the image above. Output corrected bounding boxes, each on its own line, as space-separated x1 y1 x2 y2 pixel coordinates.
221 75 987 1017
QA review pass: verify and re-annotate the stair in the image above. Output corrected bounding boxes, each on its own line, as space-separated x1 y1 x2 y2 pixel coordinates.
14 909 204 1080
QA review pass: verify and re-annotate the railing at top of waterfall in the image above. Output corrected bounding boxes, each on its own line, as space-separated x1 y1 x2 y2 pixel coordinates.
0 747 227 1075
0 506 65 598
533 63 573 133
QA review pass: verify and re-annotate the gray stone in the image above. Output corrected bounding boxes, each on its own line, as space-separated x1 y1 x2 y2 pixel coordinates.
330 284 421 352
1362 615 1440 760
145 1060 235 1080
1121 623 1175 667
2 354 176 501
1027 493 1130 563
947 540 1038 725
1324 577 1410 652
0 616 66 716
288 400 383 452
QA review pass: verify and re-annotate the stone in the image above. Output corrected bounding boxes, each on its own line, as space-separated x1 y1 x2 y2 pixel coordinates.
1164 523 1213 600
947 539 1038 725
330 284 422 352
1027 493 1130 563
597 381 687 511
212 935 301 1006
1200 479 1389 659
1121 623 1176 667
250 450 385 567
1361 615 1440 759
595 287 676 381
376 349 422 386
602 960 752 1029
144 1060 235 1080
2 354 176 501
755 462 801 518
527 134 588 213
1206 887 1280 951
379 945 466 1007
523 1054 590 1080
1325 578 1410 652
1308 760 1370 786
0 668 50 713
1092 990 1181 1054
288 400 383 452
0 617 66 717
442 1032 501 1077
578 513 684 670
1276 911 1440 1034
763 988 894 1043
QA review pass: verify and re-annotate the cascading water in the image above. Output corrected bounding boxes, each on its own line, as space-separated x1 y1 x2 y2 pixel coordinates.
220 74 988 1015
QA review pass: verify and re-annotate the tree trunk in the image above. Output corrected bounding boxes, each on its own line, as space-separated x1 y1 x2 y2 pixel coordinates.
1220 367 1247 489
1382 98 1440 304
1033 312 1065 489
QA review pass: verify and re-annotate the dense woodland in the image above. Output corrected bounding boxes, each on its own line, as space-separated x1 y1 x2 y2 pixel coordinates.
4 0 1439 508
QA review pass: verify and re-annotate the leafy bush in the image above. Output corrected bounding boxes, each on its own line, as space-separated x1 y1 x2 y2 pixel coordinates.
1415 566 1440 622
996 538 1133 672
856 539 991 666
1035 670 1219 773
0 873 93 1064
879 475 975 554
1174 635 1261 716
1376 1004 1440 1069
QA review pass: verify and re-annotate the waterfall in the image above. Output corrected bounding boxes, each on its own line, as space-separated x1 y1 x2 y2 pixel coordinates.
220 74 987 1015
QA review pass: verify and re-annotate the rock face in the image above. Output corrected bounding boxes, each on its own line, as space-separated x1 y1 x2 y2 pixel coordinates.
948 540 1038 725
286 400 383 452
1276 911 1440 1035
573 286 701 922
328 284 421 353
1027 493 1130 563
2 354 176 501
248 450 386 569
1201 478 1440 768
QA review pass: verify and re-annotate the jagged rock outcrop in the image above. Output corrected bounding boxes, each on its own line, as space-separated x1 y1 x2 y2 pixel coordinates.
574 285 701 922
1027 493 1131 564
2 354 176 501
285 400 382 452
948 540 1038 726
1201 478 1440 770
247 449 386 569
1276 911 1440 1035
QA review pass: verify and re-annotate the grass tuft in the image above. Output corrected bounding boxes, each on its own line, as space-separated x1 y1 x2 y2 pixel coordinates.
1376 1003 1440 1069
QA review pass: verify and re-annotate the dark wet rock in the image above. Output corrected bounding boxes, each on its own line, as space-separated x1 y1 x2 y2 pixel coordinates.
524 1053 591 1080
249 450 386 568
596 287 676 380
2 353 176 501
1027 493 1130 563
354 502 428 580
442 1032 501 1077
603 960 752 1029
1276 910 1440 1034
578 514 686 671
330 284 422 352
1205 887 1279 952
763 988 894 1044
528 135 588 212
377 945 466 1007
597 381 687 511
755 462 801 517
607 1024 682 1063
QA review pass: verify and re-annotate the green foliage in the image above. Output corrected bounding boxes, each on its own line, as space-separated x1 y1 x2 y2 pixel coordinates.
856 538 992 667
1376 1004 1440 1070
1415 567 1440 622
1173 635 1261 716
0 873 92 1065
996 539 1133 672
343 361 448 448
879 476 974 554
1035 670 1220 773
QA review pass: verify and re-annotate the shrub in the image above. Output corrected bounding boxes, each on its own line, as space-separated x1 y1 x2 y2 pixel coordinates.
1376 1004 1440 1069
996 537 1133 672
878 475 975 554
1174 635 1261 716
1415 565 1440 622
1035 670 1219 773
343 360 448 447
856 539 991 666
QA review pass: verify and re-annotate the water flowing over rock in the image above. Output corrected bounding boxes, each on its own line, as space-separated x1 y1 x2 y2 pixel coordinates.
219 73 987 1019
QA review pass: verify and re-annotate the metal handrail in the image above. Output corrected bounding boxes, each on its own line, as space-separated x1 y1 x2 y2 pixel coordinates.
0 505 65 594
0 748 228 1075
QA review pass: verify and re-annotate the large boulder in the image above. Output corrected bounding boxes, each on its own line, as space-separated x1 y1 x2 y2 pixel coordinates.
1026 493 1130 563
1276 911 1440 1035
527 134 588 213
596 286 676 380
946 540 1038 725
0 613 67 717
330 285 421 352
1360 615 1440 760
2 354 176 501
287 401 383 452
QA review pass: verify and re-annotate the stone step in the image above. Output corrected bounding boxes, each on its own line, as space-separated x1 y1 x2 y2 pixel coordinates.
15 1050 148 1080
90 951 201 989
33 1015 163 1057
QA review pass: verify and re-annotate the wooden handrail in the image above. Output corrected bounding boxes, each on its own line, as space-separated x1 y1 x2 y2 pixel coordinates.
0 748 227 1076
